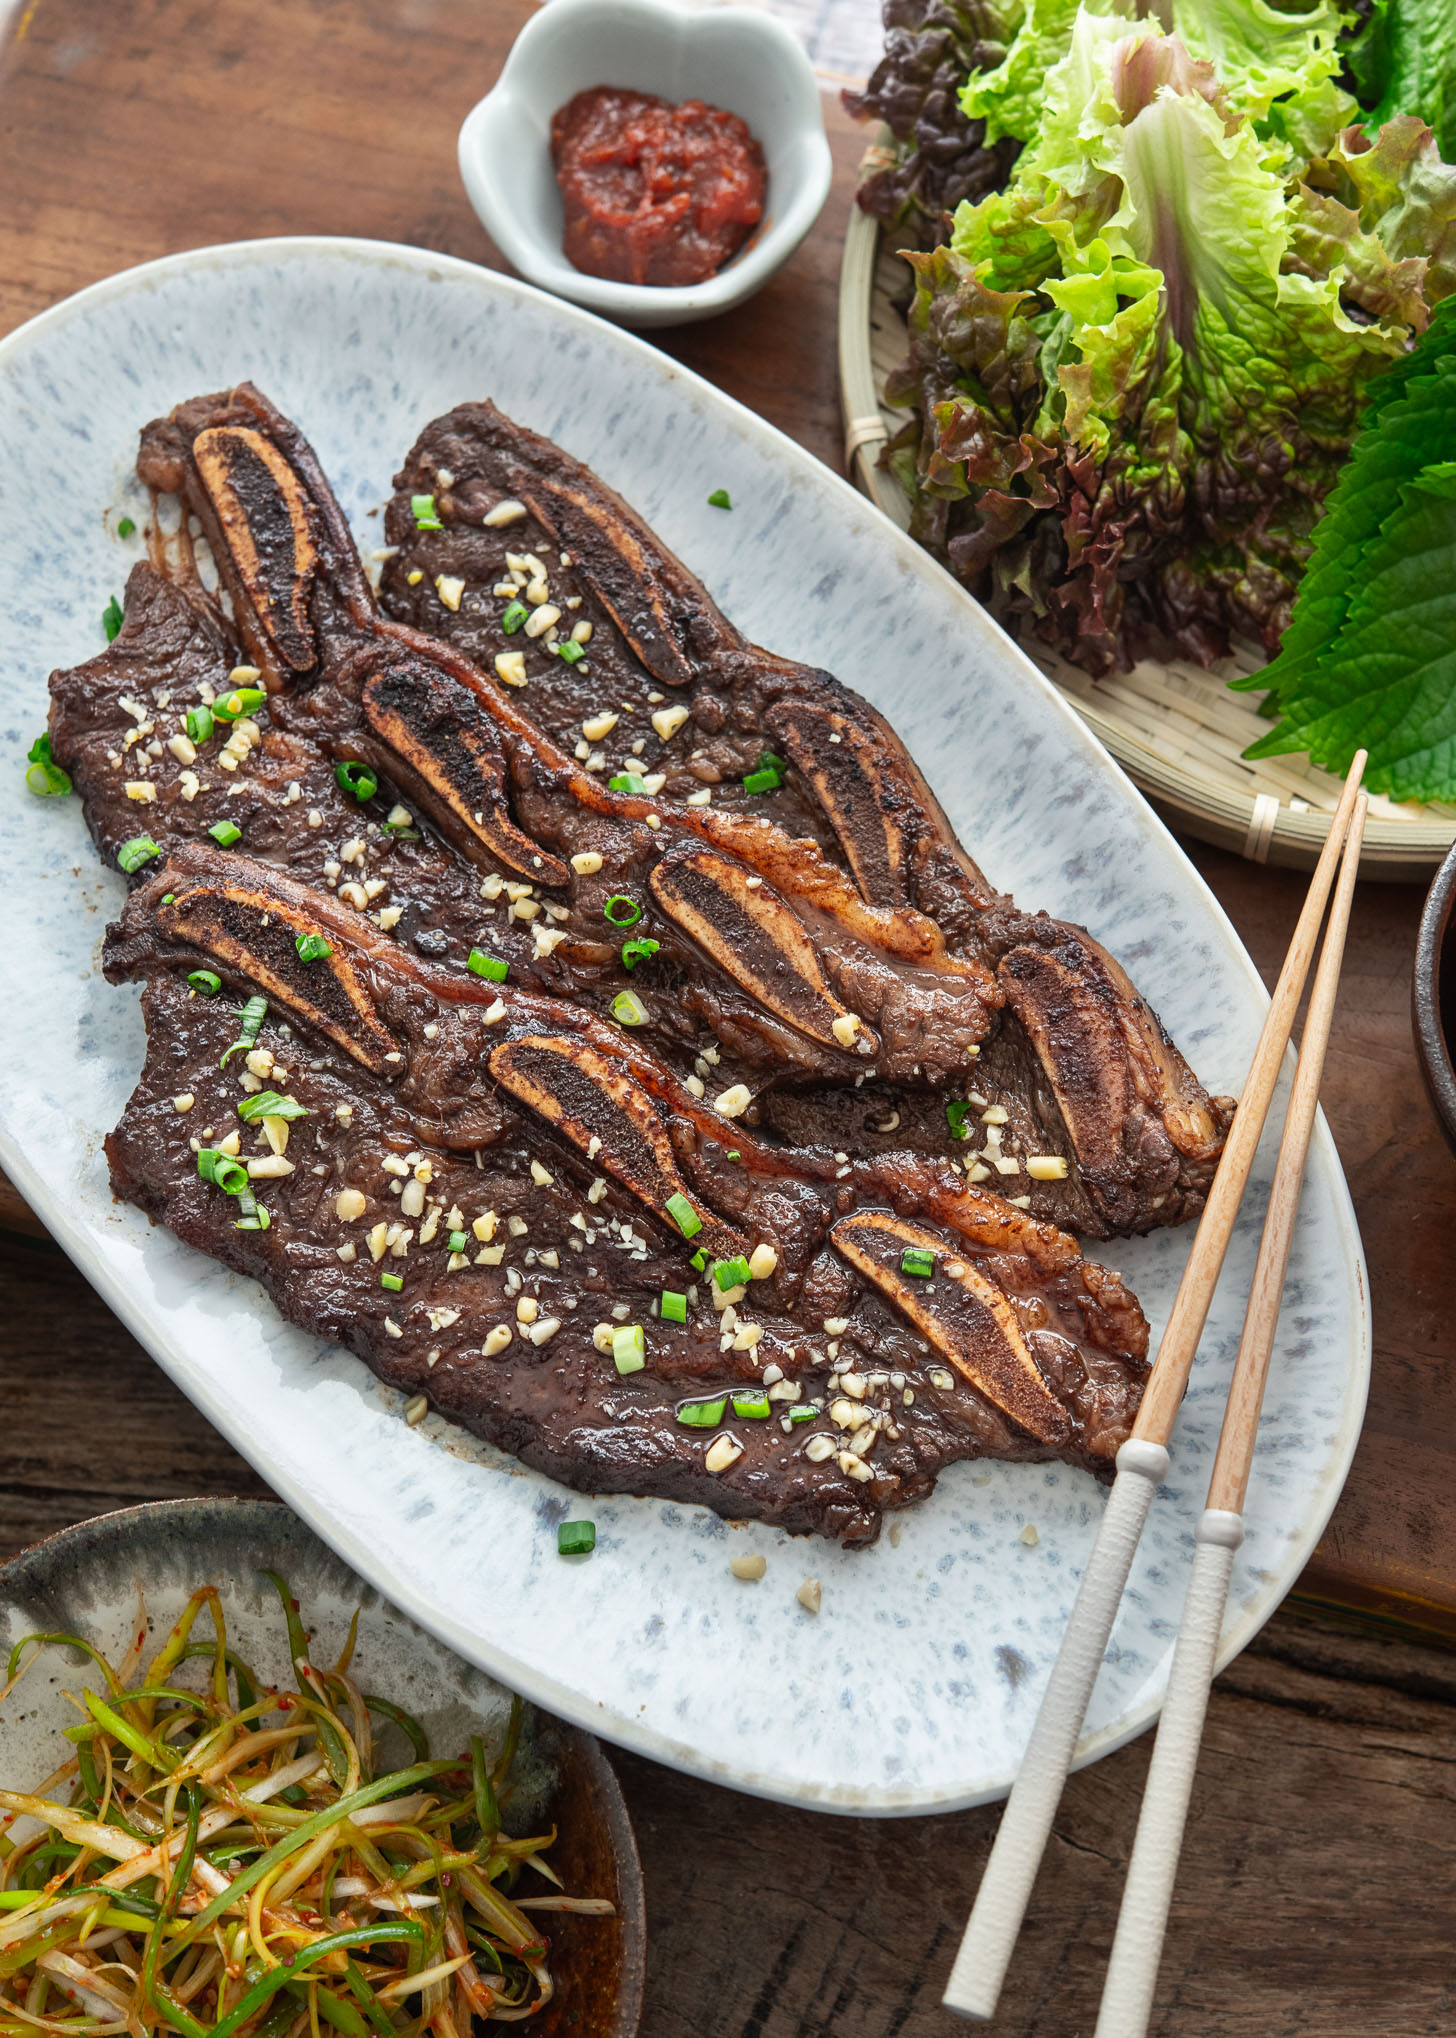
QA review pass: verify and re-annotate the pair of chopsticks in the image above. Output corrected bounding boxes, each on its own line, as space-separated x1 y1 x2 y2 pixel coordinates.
943 752 1369 2030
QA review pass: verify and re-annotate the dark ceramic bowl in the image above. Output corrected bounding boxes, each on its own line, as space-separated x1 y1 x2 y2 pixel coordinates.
1414 841 1456 1155
0 1498 644 2038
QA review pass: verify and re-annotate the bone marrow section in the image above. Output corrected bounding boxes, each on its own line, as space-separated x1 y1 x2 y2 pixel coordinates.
830 1209 1072 1446
193 427 319 671
489 1033 745 1252
650 847 876 1056
157 879 400 1074
360 663 569 885
769 700 912 910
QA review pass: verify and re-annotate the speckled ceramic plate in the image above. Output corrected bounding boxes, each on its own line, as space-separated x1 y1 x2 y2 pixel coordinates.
0 1498 645 2038
0 238 1370 1814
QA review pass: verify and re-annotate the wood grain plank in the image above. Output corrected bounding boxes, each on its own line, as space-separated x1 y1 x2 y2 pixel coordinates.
2 0 1456 2022
611 1612 1456 2036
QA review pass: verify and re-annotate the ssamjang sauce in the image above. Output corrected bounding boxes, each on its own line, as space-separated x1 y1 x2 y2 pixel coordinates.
550 86 767 287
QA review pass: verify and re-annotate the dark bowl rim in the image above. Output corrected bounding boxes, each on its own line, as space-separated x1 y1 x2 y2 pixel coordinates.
1414 840 1456 1155
0 1496 645 2038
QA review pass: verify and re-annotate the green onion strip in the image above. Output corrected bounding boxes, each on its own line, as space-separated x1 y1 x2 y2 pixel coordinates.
0 1578 602 2035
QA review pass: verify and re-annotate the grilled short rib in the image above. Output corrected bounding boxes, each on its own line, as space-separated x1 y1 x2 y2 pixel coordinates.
56 381 1232 1237
45 380 1232 1539
103 849 1150 1543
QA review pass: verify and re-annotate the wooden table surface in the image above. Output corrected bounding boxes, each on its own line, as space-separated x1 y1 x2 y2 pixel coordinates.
3 2 1456 2031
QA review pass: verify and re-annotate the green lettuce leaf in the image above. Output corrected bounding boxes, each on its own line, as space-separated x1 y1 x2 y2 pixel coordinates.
1346 0 1456 162
907 7 1440 673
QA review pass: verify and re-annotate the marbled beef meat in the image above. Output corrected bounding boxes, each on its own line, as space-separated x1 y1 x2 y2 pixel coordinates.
45 382 1233 1540
102 849 1149 1543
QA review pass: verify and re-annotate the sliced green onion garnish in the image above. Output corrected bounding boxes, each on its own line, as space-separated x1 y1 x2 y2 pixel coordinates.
707 489 732 509
25 732 71 798
742 765 781 795
555 639 586 664
676 1395 727 1428
713 1255 751 1292
558 1520 596 1555
690 1246 709 1270
660 1290 687 1324
501 600 529 633
185 705 214 745
467 948 509 982
232 1190 269 1230
786 1405 819 1424
410 492 442 531
731 1391 771 1419
381 1271 403 1293
946 1099 972 1140
102 595 124 642
237 1090 309 1123
295 932 333 962
197 1149 249 1194
621 936 659 970
117 835 161 873
117 515 136 539
208 819 242 848
901 1246 936 1279
447 1230 468 1254
214 687 266 722
611 989 648 1026
336 759 378 803
726 1149 741 1161
612 1325 645 1374
667 1192 702 1239
608 772 647 795
187 969 221 995
603 895 641 927
220 993 268 1068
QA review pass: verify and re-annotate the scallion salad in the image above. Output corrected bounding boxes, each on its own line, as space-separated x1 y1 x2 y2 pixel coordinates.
0 1579 611 2034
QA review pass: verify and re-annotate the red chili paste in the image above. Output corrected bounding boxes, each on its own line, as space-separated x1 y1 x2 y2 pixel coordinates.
550 86 767 289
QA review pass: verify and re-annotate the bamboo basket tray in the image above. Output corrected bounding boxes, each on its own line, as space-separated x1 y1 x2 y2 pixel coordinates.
839 157 1456 880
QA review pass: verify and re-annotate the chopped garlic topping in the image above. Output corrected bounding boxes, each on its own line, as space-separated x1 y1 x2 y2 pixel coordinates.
650 704 690 741
704 1433 743 1475
1026 1155 1069 1180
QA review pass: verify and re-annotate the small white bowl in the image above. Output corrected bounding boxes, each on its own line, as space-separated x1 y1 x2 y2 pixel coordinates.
457 0 833 328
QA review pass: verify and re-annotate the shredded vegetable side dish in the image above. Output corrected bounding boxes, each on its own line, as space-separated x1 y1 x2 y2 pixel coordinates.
0 1579 612 2035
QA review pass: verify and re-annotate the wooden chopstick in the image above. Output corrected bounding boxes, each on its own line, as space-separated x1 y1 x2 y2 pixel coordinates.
941 751 1368 2023
1094 793 1368 2038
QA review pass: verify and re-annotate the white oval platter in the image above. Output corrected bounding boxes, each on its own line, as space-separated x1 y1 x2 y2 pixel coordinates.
0 237 1369 1814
